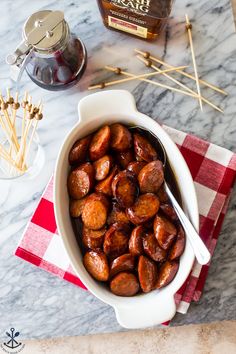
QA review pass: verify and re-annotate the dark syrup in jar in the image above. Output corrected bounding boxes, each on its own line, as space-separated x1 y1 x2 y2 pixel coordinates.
26 37 87 91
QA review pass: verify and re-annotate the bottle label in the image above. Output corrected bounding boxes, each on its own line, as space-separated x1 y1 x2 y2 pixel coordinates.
111 0 151 14
108 15 148 38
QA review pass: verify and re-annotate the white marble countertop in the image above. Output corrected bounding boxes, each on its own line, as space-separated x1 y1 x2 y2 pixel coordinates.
0 0 235 340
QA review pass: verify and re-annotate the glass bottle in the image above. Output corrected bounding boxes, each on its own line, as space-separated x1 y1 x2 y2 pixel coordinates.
97 0 173 40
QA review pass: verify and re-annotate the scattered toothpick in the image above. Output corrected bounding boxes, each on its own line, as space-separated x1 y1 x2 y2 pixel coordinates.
134 49 227 96
104 66 198 98
137 56 223 113
136 55 199 97
185 14 203 111
88 65 189 90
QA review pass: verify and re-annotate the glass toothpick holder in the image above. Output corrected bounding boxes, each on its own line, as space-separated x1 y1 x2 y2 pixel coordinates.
0 100 45 181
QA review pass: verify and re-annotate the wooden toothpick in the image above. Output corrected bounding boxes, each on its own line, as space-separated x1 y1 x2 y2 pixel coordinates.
0 91 43 177
0 94 20 152
9 91 20 157
137 56 223 113
134 49 227 96
0 144 23 172
22 102 43 168
137 55 199 97
15 96 33 169
99 67 198 98
185 14 203 111
88 65 189 90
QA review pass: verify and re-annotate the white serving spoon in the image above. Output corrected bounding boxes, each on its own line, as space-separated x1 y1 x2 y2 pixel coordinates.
130 126 211 266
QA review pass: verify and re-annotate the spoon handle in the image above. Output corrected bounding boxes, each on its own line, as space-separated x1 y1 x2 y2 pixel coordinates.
164 182 211 265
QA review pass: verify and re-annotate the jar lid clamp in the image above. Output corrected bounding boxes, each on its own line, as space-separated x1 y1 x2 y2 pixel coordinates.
6 10 66 80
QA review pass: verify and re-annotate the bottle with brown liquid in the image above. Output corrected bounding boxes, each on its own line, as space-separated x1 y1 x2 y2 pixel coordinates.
97 0 173 40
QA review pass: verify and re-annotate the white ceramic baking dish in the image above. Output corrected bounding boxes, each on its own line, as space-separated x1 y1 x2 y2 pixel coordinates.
54 90 199 329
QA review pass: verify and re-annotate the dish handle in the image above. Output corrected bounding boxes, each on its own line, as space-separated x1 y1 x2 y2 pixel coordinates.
113 295 176 329
78 90 137 123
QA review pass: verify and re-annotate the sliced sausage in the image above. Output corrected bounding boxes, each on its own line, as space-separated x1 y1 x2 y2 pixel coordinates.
138 255 157 293
127 161 146 176
157 184 169 203
160 203 178 222
110 254 135 278
138 160 164 194
89 125 110 161
154 215 177 250
126 193 160 225
103 224 129 258
83 250 109 281
129 225 145 256
82 193 109 230
156 260 179 289
69 135 92 165
93 155 113 181
110 123 132 152
110 272 139 296
168 226 186 260
107 202 130 226
111 221 132 235
143 231 166 262
133 133 158 162
69 197 87 218
112 170 139 208
82 226 106 250
95 166 118 196
115 149 134 169
67 162 94 199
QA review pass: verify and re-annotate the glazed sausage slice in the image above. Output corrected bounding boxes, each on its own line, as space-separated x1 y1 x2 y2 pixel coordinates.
143 231 166 262
93 155 113 181
154 215 177 250
138 255 157 293
82 226 106 250
82 193 109 230
112 170 139 208
95 166 118 197
129 225 145 256
110 123 132 152
83 250 109 281
110 272 139 296
160 203 178 222
157 184 169 203
126 193 160 225
67 162 94 199
69 197 87 218
89 125 110 161
103 224 129 258
127 161 146 176
69 135 92 165
110 254 135 278
156 260 179 289
138 160 164 194
168 226 186 260
107 202 130 226
115 149 134 169
133 133 158 162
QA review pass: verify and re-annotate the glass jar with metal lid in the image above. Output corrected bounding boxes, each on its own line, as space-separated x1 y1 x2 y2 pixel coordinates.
6 10 87 91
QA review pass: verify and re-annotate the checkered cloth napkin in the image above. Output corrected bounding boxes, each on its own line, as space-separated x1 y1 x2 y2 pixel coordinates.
15 125 236 318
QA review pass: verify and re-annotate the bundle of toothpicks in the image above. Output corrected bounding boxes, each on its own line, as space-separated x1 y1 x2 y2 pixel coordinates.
88 14 227 113
0 89 43 177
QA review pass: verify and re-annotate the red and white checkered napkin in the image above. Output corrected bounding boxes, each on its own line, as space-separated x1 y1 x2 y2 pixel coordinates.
15 125 236 319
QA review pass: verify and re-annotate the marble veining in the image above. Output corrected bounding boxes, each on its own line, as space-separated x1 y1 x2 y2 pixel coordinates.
0 0 235 339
